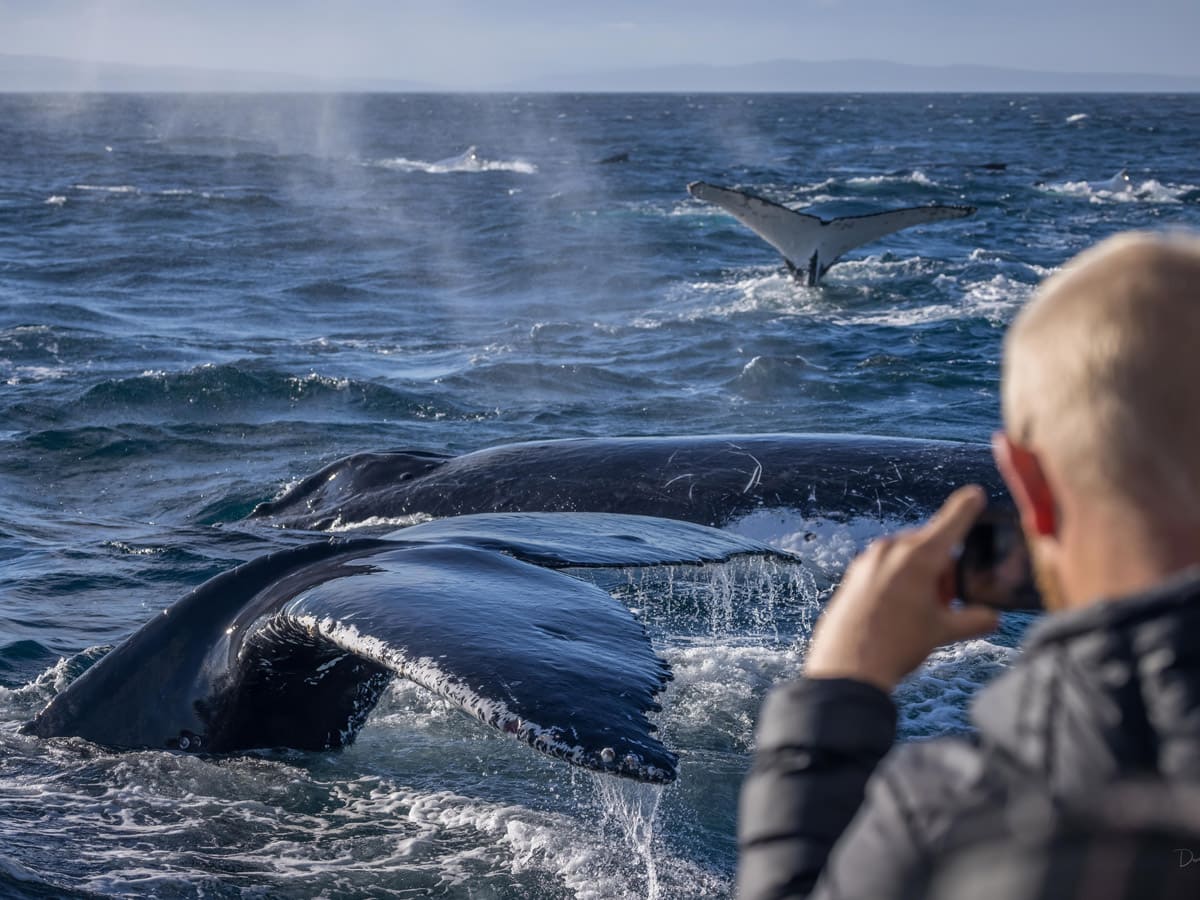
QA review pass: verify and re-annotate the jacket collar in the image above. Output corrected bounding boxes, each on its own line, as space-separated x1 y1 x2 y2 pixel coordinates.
1022 564 1200 650
968 565 1200 789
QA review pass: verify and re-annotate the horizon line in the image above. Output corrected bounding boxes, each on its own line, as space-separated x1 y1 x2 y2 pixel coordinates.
2 50 1199 94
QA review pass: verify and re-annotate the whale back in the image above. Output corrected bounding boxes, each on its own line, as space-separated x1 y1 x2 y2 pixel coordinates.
251 449 450 524
250 434 1002 532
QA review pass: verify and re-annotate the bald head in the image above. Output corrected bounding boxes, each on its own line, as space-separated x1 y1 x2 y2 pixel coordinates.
1003 232 1200 518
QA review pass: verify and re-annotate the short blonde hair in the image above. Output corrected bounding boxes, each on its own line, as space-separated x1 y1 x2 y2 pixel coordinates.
1002 231 1200 513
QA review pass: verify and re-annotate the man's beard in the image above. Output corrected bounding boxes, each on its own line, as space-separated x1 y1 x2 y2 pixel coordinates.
1031 541 1068 612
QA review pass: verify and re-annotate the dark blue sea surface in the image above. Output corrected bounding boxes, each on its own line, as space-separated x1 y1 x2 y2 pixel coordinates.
1 92 1198 898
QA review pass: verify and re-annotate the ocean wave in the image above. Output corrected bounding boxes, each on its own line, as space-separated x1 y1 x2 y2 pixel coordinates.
285 279 376 301
0 640 58 687
0 712 717 899
326 513 434 533
0 325 115 385
0 646 108 710
845 170 937 187
0 855 94 900
728 354 820 400
952 272 1039 312
72 363 465 423
638 269 809 326
64 184 280 207
72 184 138 194
374 146 538 175
439 360 663 401
965 247 1054 276
684 510 1023 743
797 177 838 192
896 637 1019 737
2 365 71 386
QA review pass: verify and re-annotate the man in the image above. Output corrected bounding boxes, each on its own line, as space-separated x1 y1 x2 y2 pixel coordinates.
737 232 1200 899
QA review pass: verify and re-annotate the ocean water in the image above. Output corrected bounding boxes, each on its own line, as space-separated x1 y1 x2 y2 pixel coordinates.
0 92 1198 898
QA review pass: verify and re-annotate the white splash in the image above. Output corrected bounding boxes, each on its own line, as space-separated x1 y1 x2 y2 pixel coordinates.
326 513 434 532
287 372 351 395
660 639 805 751
0 647 111 715
591 777 664 899
1040 175 1194 204
374 146 537 175
845 170 937 187
3 365 70 385
609 556 818 638
730 509 899 573
896 637 1019 737
643 245 1039 329
73 184 138 194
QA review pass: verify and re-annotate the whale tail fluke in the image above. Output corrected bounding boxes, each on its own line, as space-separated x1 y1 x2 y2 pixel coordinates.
246 540 679 781
688 181 974 285
24 513 785 783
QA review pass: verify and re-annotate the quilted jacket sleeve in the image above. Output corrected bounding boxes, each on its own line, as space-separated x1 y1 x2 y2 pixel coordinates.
737 677 898 900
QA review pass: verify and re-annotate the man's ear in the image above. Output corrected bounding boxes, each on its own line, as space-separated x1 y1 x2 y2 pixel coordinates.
992 432 1058 537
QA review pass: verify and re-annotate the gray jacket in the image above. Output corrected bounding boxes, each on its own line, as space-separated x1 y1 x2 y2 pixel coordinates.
737 567 1200 899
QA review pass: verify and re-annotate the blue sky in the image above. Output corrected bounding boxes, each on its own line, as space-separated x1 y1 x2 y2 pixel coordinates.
2 0 1197 87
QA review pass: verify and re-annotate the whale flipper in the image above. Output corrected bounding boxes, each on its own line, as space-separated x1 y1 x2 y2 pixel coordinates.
687 181 975 285
24 513 781 782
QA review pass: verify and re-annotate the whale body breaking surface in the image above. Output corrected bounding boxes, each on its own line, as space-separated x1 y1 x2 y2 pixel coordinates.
251 433 1001 532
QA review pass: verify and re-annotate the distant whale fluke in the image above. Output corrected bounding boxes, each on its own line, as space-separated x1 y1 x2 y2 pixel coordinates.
22 512 781 783
436 145 480 168
687 181 975 285
1089 168 1133 193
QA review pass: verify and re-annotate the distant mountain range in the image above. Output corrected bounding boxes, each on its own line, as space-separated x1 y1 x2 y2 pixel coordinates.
2 52 1198 93
514 59 1200 94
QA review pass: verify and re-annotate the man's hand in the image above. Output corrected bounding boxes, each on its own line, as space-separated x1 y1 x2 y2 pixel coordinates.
803 485 1000 693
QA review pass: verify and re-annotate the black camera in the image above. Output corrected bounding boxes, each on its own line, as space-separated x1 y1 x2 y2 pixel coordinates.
955 503 1042 611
